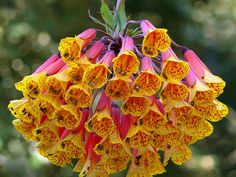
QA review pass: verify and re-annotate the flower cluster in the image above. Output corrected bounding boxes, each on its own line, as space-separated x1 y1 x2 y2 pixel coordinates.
8 18 228 177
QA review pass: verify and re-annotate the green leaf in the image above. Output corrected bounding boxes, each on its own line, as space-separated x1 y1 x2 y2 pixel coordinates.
127 28 142 36
117 0 127 32
100 0 115 29
88 9 112 34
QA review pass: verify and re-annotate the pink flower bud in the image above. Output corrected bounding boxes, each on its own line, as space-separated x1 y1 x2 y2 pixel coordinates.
140 19 156 35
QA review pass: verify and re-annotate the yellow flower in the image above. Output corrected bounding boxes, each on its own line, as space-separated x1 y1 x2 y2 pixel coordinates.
83 63 111 89
105 77 131 101
53 104 82 129
133 71 162 96
34 95 60 118
143 150 166 175
112 36 140 79
45 73 68 96
33 122 59 144
58 37 84 63
85 109 115 137
66 62 85 84
167 101 194 124
126 126 153 148
121 95 151 117
161 82 189 102
194 99 228 122
170 144 192 165
8 99 40 124
37 143 71 167
83 51 114 89
58 29 96 65
15 73 46 99
65 84 92 108
94 138 128 158
203 71 226 97
113 50 140 79
138 98 167 132
12 119 36 141
189 78 216 105
181 114 213 139
126 150 165 177
184 49 226 97
133 57 162 96
103 154 130 174
141 20 171 57
161 48 190 82
59 134 85 159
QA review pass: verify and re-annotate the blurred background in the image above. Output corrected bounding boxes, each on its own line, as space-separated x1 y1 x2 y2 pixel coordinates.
0 0 236 177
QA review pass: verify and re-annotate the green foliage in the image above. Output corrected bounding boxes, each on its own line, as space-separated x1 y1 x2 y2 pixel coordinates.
116 0 127 32
100 0 115 30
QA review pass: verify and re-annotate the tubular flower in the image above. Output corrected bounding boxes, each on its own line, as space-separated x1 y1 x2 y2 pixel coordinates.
65 84 92 108
133 57 162 96
126 125 154 149
161 81 189 102
85 91 115 137
34 95 60 118
184 49 226 97
121 94 151 117
105 77 131 101
139 97 167 132
15 73 47 99
186 67 217 104
141 20 171 58
113 36 140 79
12 119 36 141
8 99 39 124
8 2 228 176
127 150 165 177
45 73 68 97
194 99 228 122
83 51 114 89
161 48 190 82
53 104 82 129
58 28 96 64
59 133 85 159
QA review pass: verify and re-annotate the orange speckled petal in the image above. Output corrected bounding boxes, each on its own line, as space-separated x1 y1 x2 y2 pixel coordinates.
12 119 36 141
65 84 92 108
113 50 140 79
161 82 189 102
161 58 189 82
58 37 83 64
53 104 82 129
171 145 192 165
121 95 151 117
133 71 162 96
83 64 110 89
105 77 131 101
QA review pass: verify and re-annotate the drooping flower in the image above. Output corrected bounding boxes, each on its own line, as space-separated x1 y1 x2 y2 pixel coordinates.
141 19 171 58
83 51 114 89
183 48 226 97
121 94 151 117
8 1 228 176
133 57 162 96
161 48 190 82
58 28 96 64
105 77 131 101
85 91 115 137
113 36 140 79
64 84 92 108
